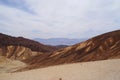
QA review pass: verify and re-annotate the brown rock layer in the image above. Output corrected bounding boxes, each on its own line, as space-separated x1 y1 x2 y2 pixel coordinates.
0 33 56 52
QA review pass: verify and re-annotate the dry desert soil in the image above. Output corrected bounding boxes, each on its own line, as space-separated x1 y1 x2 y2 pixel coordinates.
0 59 120 80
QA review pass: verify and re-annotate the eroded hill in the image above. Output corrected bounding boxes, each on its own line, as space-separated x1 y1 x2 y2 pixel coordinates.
0 33 56 60
23 30 120 70
0 30 120 72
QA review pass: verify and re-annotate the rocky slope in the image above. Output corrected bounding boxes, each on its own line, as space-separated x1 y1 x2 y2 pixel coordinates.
0 33 56 60
23 30 120 69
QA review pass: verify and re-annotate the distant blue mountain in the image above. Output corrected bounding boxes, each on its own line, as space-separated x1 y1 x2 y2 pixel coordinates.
34 38 87 46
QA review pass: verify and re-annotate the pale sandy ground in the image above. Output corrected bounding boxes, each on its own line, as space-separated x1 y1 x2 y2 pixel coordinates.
0 56 26 73
0 59 120 80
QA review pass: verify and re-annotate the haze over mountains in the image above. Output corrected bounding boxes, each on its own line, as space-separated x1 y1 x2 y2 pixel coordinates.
34 38 86 45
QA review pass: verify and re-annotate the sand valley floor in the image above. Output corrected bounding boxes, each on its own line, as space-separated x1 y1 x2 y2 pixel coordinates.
0 59 120 80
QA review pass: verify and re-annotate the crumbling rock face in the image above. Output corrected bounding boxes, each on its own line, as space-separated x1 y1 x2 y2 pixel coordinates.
0 45 43 60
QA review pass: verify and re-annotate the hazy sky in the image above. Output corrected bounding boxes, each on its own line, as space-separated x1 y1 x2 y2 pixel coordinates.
0 0 120 39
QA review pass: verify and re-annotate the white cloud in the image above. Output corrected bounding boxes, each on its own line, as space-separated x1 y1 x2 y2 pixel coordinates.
0 0 120 39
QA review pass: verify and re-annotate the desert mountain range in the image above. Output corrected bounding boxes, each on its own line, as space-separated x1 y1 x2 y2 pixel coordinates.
0 30 120 72
0 33 57 61
34 38 86 45
22 30 120 70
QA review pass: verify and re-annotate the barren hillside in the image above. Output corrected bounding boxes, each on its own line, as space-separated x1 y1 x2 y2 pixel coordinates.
0 30 120 71
0 33 56 60
23 30 120 69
